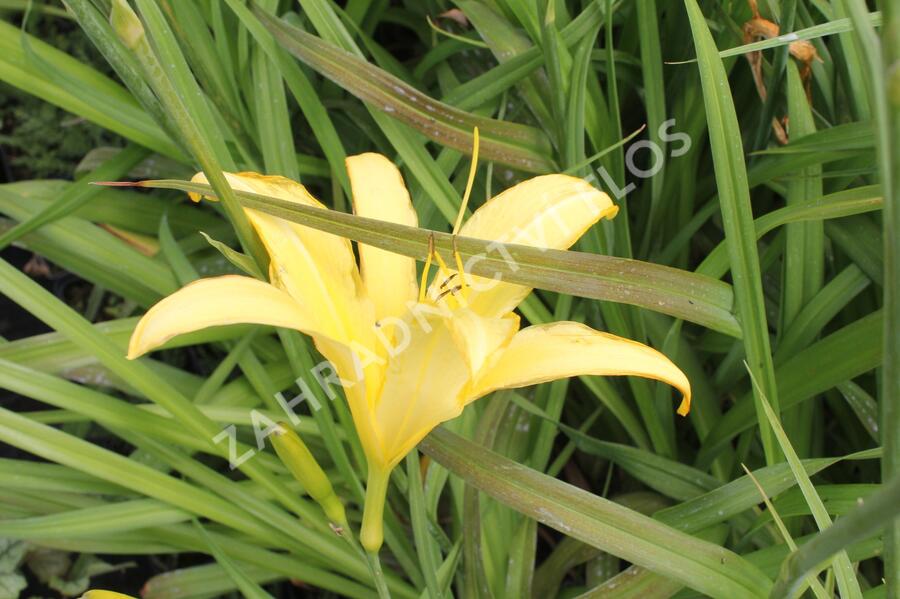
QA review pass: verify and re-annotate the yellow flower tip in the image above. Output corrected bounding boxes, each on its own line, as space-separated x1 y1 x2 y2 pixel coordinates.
126 335 144 360
188 172 210 203
81 590 137 599
126 315 153 360
676 393 691 417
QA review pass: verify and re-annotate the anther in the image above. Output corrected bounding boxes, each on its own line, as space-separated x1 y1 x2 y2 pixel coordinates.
440 272 459 289
436 285 463 301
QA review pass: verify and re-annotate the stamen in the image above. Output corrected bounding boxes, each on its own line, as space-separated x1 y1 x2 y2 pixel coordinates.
452 236 467 295
418 234 435 303
432 247 466 306
432 246 451 276
452 127 480 235
439 272 459 289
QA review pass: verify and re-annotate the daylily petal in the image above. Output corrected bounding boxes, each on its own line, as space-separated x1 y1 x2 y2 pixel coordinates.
433 175 617 317
470 321 691 415
127 273 384 458
446 308 519 378
373 309 472 468
313 333 383 462
189 172 388 464
127 275 322 359
347 153 418 323
190 172 375 347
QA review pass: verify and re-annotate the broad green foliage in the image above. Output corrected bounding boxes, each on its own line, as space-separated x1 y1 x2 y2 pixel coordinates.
0 1 895 598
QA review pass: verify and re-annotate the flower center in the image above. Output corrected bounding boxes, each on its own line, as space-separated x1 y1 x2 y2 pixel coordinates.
417 128 480 308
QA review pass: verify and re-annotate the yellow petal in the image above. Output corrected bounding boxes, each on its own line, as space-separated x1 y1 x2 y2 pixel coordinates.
434 175 617 317
193 170 385 463
347 153 418 323
446 308 519 378
127 275 323 359
471 321 691 415
190 171 375 347
373 310 472 468
128 273 384 456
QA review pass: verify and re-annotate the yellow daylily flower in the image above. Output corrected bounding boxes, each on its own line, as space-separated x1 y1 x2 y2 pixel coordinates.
126 154 691 552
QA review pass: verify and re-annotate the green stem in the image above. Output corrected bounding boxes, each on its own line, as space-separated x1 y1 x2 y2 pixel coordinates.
366 549 392 599
882 0 900 590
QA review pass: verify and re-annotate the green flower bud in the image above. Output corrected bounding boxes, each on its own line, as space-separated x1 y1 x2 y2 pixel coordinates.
271 423 346 526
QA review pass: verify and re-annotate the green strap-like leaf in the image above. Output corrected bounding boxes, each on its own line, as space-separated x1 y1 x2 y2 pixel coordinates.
684 0 780 463
420 427 773 599
253 6 556 173
136 178 742 337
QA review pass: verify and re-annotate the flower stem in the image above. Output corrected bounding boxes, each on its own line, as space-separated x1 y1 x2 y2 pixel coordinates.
365 549 392 599
335 525 390 598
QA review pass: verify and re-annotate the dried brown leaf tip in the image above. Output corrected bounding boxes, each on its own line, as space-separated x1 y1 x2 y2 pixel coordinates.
437 9 469 28
742 0 822 144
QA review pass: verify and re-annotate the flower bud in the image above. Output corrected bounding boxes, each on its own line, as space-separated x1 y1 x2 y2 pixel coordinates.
81 591 137 599
109 0 145 50
271 423 346 526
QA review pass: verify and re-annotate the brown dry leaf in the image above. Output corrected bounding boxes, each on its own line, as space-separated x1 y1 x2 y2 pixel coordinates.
741 0 820 144
437 8 469 27
23 254 51 277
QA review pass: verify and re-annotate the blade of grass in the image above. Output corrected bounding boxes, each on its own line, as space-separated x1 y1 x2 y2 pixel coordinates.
838 0 900 588
221 0 350 194
751 484 879 530
742 465 830 599
508 393 718 501
780 60 825 460
747 363 862 598
635 0 667 256
771 475 900 598
697 188 882 280
0 145 148 251
685 0 780 464
0 19 181 160
142 562 279 599
254 6 555 174
0 189 178 306
459 0 555 134
195 520 276 599
114 0 267 268
697 312 882 467
421 427 773 599
284 0 462 223
656 449 881 533
0 499 189 539
406 449 443 599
